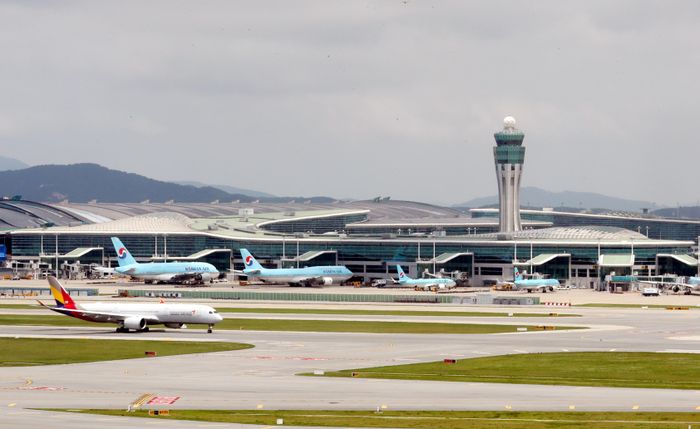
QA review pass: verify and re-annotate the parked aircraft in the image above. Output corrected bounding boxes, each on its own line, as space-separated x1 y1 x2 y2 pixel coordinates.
640 276 700 295
394 265 456 291
111 237 219 284
505 267 560 293
39 276 223 333
237 249 352 286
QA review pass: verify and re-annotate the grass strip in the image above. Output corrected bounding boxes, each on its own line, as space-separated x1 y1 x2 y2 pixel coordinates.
318 352 700 389
0 304 43 310
215 307 579 317
0 338 252 366
52 409 700 429
0 314 580 334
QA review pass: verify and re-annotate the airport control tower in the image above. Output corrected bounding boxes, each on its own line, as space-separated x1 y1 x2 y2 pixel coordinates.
493 116 525 232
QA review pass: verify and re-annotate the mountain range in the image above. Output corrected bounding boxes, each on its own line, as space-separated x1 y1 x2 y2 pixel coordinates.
0 156 29 171
456 187 660 212
0 163 339 204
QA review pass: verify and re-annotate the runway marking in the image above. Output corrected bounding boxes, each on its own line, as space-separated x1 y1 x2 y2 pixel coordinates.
609 348 617 352
661 349 700 354
7 403 16 407
18 386 65 391
129 393 155 410
253 355 328 361
632 405 639 410
561 349 569 352
568 405 576 410
256 404 264 409
513 349 528 353
147 396 180 405
504 405 512 410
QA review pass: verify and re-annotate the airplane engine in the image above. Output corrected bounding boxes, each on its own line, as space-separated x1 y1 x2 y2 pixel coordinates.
321 277 333 285
123 316 147 331
672 285 681 293
164 323 184 329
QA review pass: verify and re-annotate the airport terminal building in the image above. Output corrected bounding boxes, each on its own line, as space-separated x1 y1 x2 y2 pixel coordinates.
2 118 698 288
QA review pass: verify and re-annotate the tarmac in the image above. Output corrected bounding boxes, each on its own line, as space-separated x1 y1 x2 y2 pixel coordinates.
2 281 700 428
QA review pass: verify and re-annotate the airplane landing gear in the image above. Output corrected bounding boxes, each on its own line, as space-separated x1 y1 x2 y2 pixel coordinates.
116 326 128 333
207 324 213 334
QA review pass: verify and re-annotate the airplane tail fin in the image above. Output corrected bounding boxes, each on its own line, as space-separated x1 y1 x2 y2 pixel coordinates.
111 237 137 267
514 267 523 281
48 276 77 309
396 265 410 283
240 249 263 270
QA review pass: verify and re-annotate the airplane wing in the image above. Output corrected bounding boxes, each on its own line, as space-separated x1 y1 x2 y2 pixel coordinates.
231 269 260 275
38 301 160 323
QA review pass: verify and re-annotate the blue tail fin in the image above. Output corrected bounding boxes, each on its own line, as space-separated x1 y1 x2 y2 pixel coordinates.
111 237 137 267
396 265 410 283
240 249 263 270
514 267 523 281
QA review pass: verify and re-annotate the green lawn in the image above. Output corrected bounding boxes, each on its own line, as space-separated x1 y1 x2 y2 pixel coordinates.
318 352 700 389
0 338 252 366
215 307 579 317
53 409 700 429
0 303 42 310
0 314 580 334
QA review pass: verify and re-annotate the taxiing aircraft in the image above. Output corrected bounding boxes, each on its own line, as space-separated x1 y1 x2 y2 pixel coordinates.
504 267 560 293
394 265 456 291
111 237 219 284
39 276 223 333
238 249 353 286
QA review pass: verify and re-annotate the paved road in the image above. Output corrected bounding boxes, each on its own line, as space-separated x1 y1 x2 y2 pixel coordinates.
1 306 700 428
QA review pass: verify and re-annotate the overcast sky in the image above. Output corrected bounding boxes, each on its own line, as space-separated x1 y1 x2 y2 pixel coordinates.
0 1 698 205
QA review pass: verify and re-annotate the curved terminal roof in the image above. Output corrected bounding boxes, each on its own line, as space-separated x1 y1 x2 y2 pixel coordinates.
0 200 87 230
485 226 648 241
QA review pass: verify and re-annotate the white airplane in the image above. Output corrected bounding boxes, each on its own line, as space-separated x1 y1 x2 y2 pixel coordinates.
39 276 223 333
639 276 700 295
111 237 219 284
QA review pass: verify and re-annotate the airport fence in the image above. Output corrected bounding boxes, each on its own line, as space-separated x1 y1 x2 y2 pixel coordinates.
119 289 455 304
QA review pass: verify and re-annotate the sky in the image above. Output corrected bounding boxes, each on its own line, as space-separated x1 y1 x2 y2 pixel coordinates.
0 1 698 206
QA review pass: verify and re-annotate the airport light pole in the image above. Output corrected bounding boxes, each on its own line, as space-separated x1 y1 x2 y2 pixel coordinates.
55 234 58 279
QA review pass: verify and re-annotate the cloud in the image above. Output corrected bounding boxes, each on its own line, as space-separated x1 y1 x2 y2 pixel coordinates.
0 1 698 205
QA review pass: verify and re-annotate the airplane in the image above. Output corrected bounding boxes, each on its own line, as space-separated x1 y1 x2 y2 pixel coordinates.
238 249 353 287
111 237 219 284
39 276 223 333
394 265 456 291
639 276 700 295
502 267 560 293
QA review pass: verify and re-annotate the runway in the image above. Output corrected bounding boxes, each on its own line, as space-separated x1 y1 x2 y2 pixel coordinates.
1 305 700 428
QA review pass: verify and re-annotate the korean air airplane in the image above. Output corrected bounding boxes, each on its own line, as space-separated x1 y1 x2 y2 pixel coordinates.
394 265 456 291
39 276 223 333
239 249 353 286
507 267 560 293
111 237 219 284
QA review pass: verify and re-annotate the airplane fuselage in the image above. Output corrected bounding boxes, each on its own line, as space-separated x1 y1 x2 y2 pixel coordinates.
69 302 223 325
116 262 219 282
514 278 560 291
244 266 352 285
